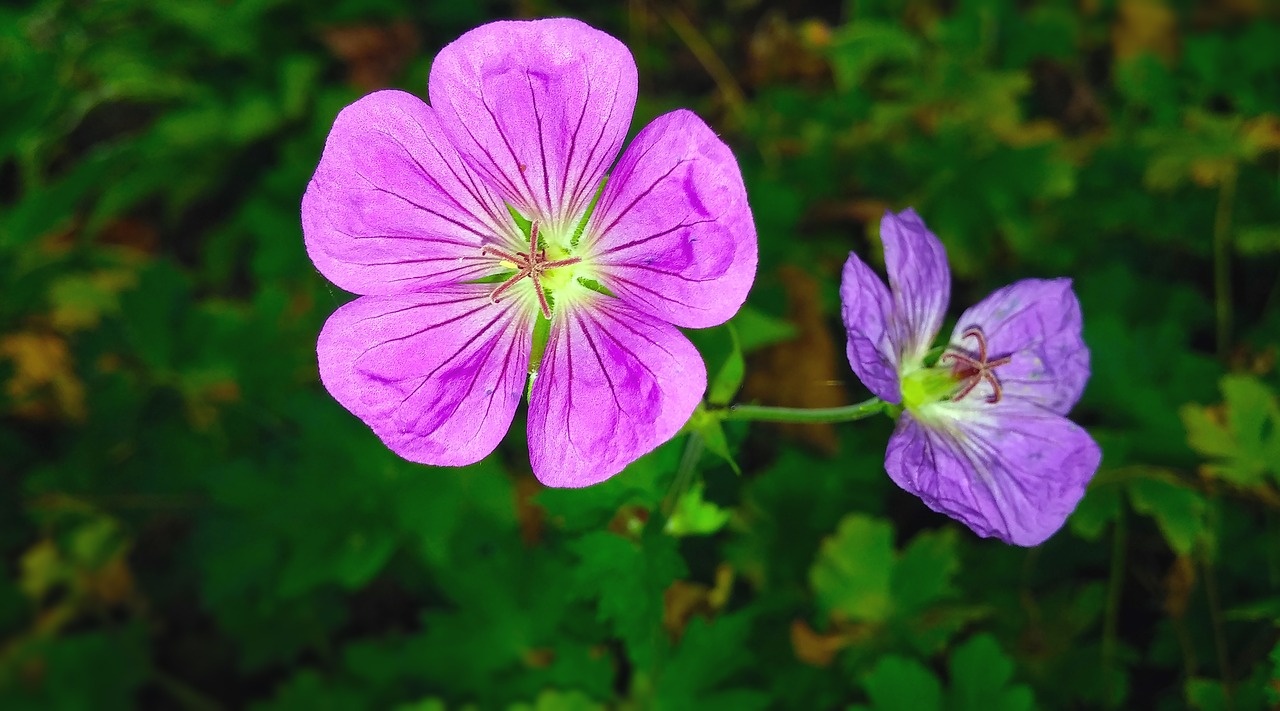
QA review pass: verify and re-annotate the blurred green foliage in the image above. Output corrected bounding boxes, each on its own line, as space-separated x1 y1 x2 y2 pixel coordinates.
2 0 1279 708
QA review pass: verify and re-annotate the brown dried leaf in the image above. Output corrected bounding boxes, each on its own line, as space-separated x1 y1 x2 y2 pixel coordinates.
0 332 86 421
321 21 421 91
746 13 830 88
742 266 848 453
790 618 854 667
1112 0 1177 63
1163 555 1196 619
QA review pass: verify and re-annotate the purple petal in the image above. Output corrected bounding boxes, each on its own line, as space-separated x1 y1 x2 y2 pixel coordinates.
303 90 518 295
428 19 637 223
528 295 706 487
840 252 902 403
951 278 1089 415
881 209 950 364
317 286 533 466
585 110 757 328
885 402 1101 546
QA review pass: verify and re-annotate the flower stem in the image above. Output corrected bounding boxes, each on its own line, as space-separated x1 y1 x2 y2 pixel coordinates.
1213 166 1237 360
716 397 886 424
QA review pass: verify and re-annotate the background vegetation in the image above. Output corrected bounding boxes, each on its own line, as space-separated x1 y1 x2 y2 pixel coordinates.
2 0 1279 708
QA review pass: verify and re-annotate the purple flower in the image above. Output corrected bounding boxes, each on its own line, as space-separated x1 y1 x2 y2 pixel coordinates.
302 19 757 487
841 209 1100 546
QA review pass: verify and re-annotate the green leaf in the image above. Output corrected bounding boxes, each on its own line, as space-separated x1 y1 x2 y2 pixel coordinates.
1269 641 1280 706
570 527 687 670
697 416 741 475
948 634 1037 711
1185 678 1231 711
1 628 149 711
854 656 943 711
1236 224 1280 256
250 669 364 711
651 612 766 710
730 306 798 352
666 482 732 537
1126 476 1208 556
507 689 605 711
1068 484 1123 541
891 528 961 616
393 701 449 711
707 323 746 406
811 515 895 623
1181 375 1280 487
828 21 923 92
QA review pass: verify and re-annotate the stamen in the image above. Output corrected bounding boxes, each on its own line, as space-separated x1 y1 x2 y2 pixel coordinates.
940 326 1013 404
479 220 584 319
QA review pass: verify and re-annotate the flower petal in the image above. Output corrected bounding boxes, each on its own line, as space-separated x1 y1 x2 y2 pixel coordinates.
317 286 533 466
528 295 705 487
951 278 1089 415
885 402 1101 546
840 252 901 403
585 109 757 329
428 19 637 225
303 90 518 295
881 209 950 365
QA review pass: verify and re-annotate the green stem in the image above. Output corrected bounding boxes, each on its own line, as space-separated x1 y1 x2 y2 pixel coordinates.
1102 507 1127 709
1213 167 1238 360
717 397 886 424
662 432 704 518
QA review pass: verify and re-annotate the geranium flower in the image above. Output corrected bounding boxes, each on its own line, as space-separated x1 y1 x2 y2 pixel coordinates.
302 19 757 487
841 209 1100 545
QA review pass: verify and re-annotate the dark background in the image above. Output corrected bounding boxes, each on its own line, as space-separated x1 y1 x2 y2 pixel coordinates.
2 0 1279 709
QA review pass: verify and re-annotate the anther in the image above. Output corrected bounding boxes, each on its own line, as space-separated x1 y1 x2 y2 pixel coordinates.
479 221 582 319
939 327 1013 404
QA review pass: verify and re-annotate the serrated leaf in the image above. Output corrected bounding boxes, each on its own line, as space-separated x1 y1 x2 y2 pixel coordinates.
652 612 765 710
507 689 605 711
1181 375 1280 486
1126 476 1207 556
1185 678 1231 711
666 482 732 537
891 528 960 615
949 634 1037 711
1069 484 1123 541
570 528 686 670
828 21 923 92
857 656 943 711
810 515 895 623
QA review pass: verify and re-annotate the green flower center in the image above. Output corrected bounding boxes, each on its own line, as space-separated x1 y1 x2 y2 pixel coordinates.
901 366 960 411
901 326 1014 410
480 221 583 319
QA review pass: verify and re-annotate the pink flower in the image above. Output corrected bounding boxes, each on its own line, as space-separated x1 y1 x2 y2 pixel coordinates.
302 19 757 486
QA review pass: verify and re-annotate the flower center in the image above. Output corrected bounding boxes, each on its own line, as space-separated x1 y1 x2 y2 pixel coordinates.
901 327 1013 411
939 327 1012 404
480 221 582 319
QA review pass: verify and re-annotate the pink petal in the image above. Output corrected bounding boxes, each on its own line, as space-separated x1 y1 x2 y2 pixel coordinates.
528 296 706 487
317 286 533 466
881 209 950 364
585 110 758 329
840 252 901 403
427 19 637 224
885 401 1101 546
951 278 1090 415
303 90 518 295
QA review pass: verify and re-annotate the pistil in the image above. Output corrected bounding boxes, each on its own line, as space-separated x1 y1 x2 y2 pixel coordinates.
941 327 1013 403
481 222 582 319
